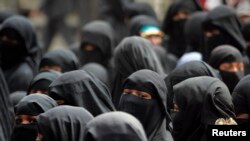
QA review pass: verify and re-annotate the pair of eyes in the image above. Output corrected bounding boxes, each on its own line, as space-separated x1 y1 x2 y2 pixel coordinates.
123 89 152 100
15 116 37 124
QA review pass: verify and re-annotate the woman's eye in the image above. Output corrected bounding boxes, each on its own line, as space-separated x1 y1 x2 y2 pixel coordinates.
15 119 22 124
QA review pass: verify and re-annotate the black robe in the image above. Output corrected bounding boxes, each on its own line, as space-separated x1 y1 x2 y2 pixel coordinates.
165 61 220 110
112 36 164 107
119 69 173 141
0 68 14 141
83 111 148 141
173 76 235 141
49 70 115 116
37 105 94 141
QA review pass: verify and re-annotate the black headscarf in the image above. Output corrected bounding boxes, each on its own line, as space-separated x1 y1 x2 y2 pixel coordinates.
119 69 173 141
71 20 114 68
209 45 244 93
165 61 220 110
0 11 14 24
81 63 109 86
173 76 235 141
232 74 250 124
185 11 207 54
112 36 164 107
9 91 26 106
0 68 14 141
153 46 177 74
0 16 43 92
129 15 160 36
27 71 62 95
202 5 246 60
12 94 57 141
39 49 80 73
83 111 148 141
37 105 94 141
242 20 250 56
125 2 157 19
49 70 115 116
162 0 201 58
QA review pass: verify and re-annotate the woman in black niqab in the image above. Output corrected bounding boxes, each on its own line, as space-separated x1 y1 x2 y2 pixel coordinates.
173 76 235 141
0 68 14 141
37 106 93 141
83 111 148 141
0 16 43 93
119 69 173 141
12 94 57 141
48 70 115 116
112 36 164 107
232 74 250 125
209 45 244 93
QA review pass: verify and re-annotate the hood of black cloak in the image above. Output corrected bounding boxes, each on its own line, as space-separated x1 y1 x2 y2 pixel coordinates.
129 15 160 36
15 94 57 116
124 2 157 19
0 16 42 72
48 70 115 116
184 11 207 53
27 71 62 95
39 49 80 72
202 5 246 54
112 36 164 107
119 69 172 141
37 106 94 141
0 11 15 24
0 68 14 141
83 111 148 141
165 61 220 110
173 76 235 141
9 91 26 106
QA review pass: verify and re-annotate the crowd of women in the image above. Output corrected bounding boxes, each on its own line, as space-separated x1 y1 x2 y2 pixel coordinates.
1 0 250 141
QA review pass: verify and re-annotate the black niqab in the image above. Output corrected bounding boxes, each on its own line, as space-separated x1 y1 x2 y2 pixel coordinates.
124 2 157 19
119 69 173 141
83 111 148 141
49 70 115 116
112 36 164 107
173 76 235 141
37 105 94 141
39 49 79 72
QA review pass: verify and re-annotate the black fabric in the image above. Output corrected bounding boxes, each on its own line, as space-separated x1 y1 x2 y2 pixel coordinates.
0 11 14 24
165 61 220 110
124 2 156 19
202 5 246 60
71 20 114 68
162 0 201 58
153 46 177 74
81 63 109 86
0 68 14 141
39 49 80 72
15 94 57 116
12 94 57 141
9 91 26 106
129 15 160 36
0 16 43 93
83 111 148 141
119 69 173 141
112 36 164 107
49 70 115 116
232 74 250 116
27 71 62 94
173 76 235 141
185 11 207 54
209 45 244 92
37 105 94 141
242 20 250 56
